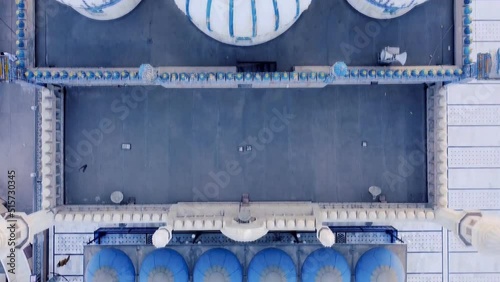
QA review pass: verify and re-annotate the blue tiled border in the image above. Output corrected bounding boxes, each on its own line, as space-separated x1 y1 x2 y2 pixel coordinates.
15 0 27 69
24 65 463 85
14 0 474 86
463 0 473 66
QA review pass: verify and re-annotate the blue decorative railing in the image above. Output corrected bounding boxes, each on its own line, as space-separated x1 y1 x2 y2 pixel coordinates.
15 0 27 69
463 0 473 67
81 0 122 14
22 65 463 86
13 0 475 87
365 0 418 15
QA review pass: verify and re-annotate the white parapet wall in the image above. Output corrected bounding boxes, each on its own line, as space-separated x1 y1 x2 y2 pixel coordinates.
346 0 430 19
433 86 448 209
174 0 312 46
41 88 57 210
53 202 435 241
56 0 142 20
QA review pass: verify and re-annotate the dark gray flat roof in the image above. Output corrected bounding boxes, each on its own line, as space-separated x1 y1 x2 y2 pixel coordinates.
64 85 427 205
0 84 36 213
36 0 454 68
0 0 16 55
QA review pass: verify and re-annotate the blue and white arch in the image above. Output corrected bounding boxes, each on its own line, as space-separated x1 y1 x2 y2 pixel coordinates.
355 247 405 282
346 0 429 19
174 0 312 46
56 0 142 20
301 248 351 282
140 249 189 282
248 248 297 282
193 248 243 282
85 248 136 282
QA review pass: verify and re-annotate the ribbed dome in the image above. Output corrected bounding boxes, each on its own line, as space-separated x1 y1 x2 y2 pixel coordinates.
174 0 312 46
355 247 405 282
85 248 135 282
346 0 428 19
140 249 189 282
248 248 297 282
193 248 243 282
56 0 142 20
472 218 500 254
302 248 351 282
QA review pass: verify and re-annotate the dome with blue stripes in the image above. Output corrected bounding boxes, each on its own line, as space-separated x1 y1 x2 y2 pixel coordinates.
174 0 312 46
346 0 429 19
301 248 351 282
140 248 189 282
355 247 405 282
85 248 135 282
193 248 243 282
248 248 297 282
55 0 142 20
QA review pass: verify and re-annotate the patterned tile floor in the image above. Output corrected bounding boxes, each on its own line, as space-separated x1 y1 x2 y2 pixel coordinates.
443 82 500 282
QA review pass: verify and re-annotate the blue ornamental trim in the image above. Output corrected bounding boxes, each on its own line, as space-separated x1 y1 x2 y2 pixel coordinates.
365 0 417 15
251 0 257 37
24 65 463 86
13 0 475 83
206 0 213 31
229 0 235 37
295 0 300 19
273 0 280 31
81 0 122 14
186 0 191 20
16 0 27 70
463 0 473 68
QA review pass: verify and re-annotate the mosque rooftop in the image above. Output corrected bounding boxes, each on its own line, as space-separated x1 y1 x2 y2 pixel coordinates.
1 0 500 281
35 0 454 69
24 0 455 206
63 84 428 205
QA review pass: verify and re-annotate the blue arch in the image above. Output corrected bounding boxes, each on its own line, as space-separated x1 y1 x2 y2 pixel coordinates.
193 248 242 282
85 248 135 282
355 247 405 282
302 248 351 282
248 248 297 282
140 248 189 282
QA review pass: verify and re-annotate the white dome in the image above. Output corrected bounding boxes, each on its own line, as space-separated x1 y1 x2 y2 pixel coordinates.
56 0 142 20
472 218 500 254
346 0 429 19
174 0 312 46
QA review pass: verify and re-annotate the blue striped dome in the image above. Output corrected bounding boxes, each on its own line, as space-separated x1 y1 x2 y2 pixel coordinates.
55 0 142 20
302 248 351 282
140 249 189 282
248 248 297 282
355 247 405 282
174 0 312 46
85 248 135 282
193 248 243 282
346 0 429 19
